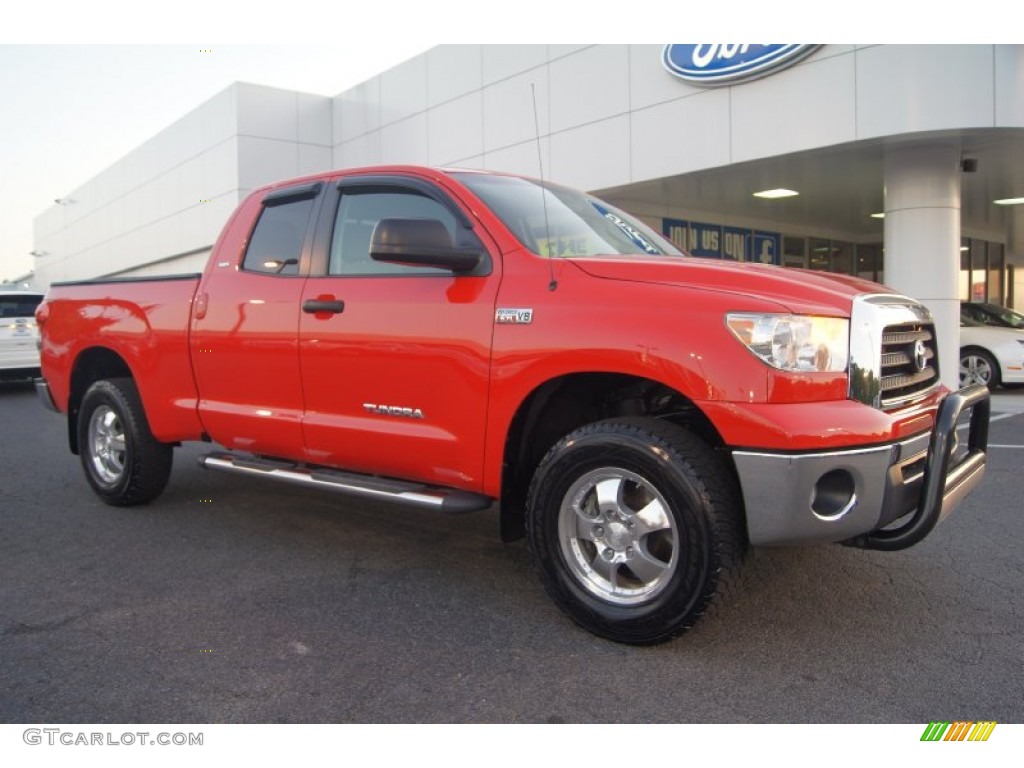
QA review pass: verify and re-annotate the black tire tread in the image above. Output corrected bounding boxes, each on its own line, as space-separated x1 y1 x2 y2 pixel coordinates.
78 378 173 506
525 417 746 645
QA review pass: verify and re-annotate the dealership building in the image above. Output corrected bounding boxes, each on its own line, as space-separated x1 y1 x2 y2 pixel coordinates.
32 44 1024 382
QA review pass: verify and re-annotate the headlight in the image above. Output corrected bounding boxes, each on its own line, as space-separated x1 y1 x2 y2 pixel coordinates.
726 313 849 373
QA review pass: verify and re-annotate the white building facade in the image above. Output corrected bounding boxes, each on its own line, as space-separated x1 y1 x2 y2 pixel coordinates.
32 45 1024 381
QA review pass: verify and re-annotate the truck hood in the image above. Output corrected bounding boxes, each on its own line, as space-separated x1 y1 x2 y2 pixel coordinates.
569 255 889 316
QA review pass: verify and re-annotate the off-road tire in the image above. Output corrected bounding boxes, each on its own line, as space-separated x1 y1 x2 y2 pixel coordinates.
78 378 173 506
525 417 745 645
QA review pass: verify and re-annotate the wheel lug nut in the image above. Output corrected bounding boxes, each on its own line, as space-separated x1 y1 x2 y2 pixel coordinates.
626 547 633 556
602 548 614 560
595 526 605 536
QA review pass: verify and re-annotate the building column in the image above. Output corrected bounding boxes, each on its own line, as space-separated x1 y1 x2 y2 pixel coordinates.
884 143 962 390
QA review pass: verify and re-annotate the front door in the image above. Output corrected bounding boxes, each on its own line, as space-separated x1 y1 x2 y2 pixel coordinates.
298 178 500 490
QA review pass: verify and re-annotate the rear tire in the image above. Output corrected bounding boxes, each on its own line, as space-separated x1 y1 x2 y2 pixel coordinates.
525 418 745 645
78 378 173 505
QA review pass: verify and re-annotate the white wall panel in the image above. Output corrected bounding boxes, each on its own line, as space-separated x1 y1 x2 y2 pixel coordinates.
483 68 549 153
732 52 856 162
298 93 333 146
550 115 630 192
336 132 382 169
203 138 240 198
549 45 593 60
994 45 1024 127
380 113 429 165
237 136 299 190
428 92 483 166
236 84 298 142
856 45 995 139
428 45 483 105
379 54 428 125
629 44 703 111
482 45 548 85
483 139 550 179
631 91 731 183
449 154 484 170
334 77 380 143
298 145 332 176
549 45 630 134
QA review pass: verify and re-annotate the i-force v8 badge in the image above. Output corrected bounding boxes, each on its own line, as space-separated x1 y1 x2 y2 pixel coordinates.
495 308 534 325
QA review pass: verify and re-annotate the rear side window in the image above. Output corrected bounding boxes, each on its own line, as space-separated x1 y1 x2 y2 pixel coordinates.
242 197 316 276
0 294 43 318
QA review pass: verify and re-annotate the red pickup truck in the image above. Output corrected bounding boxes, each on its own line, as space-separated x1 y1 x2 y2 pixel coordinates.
35 165 990 644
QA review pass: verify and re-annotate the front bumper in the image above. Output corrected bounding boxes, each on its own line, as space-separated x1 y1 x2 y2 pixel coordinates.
733 384 990 550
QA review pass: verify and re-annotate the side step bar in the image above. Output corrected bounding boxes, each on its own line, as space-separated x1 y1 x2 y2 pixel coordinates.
198 452 492 514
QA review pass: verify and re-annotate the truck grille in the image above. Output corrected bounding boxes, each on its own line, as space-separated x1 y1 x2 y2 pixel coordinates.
879 323 939 408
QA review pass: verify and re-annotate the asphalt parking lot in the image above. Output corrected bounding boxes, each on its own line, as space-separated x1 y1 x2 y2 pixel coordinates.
1 380 1022 724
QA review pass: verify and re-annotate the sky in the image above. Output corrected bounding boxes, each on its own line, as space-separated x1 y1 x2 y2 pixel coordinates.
0 43 431 282
0 1 1004 284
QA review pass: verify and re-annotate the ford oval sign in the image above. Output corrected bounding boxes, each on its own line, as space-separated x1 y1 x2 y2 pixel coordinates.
663 44 820 86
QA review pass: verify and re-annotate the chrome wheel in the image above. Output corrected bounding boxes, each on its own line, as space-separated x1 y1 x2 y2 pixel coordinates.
87 404 127 485
959 352 995 387
557 467 679 606
527 418 745 644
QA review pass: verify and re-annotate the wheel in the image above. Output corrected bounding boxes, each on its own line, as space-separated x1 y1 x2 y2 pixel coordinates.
959 347 1000 389
78 378 173 505
525 418 745 645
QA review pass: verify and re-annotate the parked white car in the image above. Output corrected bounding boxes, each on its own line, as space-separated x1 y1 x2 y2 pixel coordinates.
0 291 44 382
959 318 1024 388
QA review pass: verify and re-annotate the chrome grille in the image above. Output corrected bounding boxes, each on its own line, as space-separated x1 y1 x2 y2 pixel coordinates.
879 323 939 407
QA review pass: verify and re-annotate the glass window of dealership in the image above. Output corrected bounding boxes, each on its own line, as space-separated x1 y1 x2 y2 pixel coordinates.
663 227 1009 307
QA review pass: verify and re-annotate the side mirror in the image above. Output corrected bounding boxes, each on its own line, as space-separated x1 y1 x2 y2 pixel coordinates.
370 218 483 274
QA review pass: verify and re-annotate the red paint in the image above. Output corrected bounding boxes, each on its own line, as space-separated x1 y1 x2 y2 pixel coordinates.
38 166 947 498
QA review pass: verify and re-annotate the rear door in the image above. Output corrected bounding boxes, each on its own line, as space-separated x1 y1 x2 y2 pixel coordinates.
297 175 501 489
190 183 322 459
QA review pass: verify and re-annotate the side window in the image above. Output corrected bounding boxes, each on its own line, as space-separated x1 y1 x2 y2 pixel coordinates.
329 189 459 276
242 197 315 276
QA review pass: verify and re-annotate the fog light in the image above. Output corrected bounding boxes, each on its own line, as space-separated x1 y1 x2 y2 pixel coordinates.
811 469 857 520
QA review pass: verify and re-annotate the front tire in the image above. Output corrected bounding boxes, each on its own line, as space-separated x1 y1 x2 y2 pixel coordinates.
525 418 745 645
78 378 173 505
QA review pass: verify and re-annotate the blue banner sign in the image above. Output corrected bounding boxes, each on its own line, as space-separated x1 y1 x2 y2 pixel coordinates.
752 232 780 264
722 226 748 261
662 44 819 87
662 218 780 265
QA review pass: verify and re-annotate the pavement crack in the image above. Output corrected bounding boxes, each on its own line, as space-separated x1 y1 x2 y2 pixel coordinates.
1 614 82 638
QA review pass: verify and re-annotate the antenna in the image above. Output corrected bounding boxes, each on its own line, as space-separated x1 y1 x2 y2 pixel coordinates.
531 82 557 292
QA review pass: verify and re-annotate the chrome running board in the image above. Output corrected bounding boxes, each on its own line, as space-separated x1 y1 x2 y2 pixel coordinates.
198 452 491 514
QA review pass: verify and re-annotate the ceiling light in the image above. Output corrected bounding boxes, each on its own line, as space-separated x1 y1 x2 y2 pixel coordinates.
870 212 885 219
994 197 1024 206
753 188 799 199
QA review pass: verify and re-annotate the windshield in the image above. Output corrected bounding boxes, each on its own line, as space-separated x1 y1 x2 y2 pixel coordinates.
982 303 1024 329
452 173 682 258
